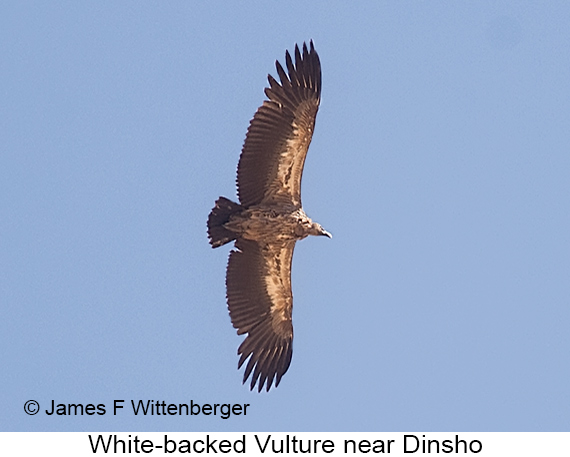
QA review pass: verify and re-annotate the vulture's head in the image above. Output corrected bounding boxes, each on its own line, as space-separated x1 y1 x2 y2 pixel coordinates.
310 222 332 239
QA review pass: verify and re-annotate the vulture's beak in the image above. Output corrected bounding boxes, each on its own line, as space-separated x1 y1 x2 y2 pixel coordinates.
321 228 332 239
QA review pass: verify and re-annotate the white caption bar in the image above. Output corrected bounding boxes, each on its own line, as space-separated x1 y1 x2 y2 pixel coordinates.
1 432 568 456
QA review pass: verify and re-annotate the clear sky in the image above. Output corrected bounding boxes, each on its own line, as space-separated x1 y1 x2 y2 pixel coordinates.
2 1 569 432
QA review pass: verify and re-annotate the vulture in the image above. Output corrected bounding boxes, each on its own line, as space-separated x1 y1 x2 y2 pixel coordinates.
207 41 331 392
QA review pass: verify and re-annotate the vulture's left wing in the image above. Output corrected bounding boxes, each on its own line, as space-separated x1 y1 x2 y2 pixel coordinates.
226 239 295 392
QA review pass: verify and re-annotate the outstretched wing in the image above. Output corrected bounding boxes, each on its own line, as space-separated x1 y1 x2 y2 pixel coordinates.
237 41 321 208
226 239 296 392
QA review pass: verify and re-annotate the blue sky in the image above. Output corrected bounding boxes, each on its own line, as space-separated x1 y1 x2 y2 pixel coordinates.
2 1 569 432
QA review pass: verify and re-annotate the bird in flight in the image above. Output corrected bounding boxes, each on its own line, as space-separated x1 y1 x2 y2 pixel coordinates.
207 41 330 392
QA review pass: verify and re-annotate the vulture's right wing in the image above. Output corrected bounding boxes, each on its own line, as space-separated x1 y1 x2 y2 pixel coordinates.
237 41 321 209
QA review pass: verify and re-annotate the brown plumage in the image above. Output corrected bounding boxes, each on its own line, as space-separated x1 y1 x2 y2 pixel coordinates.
207 41 331 392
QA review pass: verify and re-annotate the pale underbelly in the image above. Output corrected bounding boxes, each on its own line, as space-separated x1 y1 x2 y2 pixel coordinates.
225 211 304 243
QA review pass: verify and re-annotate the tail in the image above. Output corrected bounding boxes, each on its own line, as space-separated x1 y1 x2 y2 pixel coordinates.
207 197 243 248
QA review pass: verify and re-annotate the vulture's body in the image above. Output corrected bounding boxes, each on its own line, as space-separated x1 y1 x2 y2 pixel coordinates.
207 41 330 392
